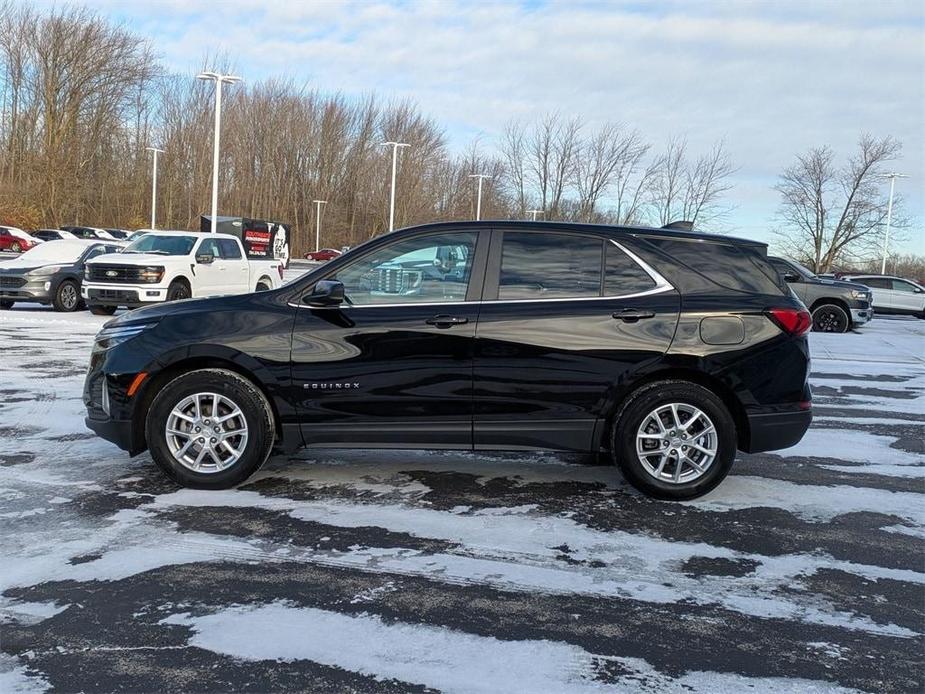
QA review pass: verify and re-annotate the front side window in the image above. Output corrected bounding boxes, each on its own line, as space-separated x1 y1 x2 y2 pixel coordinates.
198 238 222 258
891 279 919 293
499 232 602 300
332 231 477 305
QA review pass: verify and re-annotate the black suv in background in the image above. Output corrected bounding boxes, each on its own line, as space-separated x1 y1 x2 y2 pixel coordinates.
83 221 812 500
768 256 873 332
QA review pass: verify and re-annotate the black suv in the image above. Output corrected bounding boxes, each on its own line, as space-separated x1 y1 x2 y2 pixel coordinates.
83 221 812 500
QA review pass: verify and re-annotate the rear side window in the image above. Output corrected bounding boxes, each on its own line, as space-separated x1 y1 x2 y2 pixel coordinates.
605 243 655 294
499 232 602 300
856 277 889 289
218 238 242 259
651 238 782 294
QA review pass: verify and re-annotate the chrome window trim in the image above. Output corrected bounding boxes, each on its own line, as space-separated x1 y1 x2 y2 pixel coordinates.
290 236 674 309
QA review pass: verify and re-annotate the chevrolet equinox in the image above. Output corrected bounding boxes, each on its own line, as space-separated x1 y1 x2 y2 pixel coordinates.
84 221 812 500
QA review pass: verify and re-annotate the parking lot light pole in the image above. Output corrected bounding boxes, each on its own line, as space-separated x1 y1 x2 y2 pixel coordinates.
380 141 409 231
879 172 909 274
313 200 327 252
145 147 164 229
469 174 491 221
528 209 544 221
197 71 241 233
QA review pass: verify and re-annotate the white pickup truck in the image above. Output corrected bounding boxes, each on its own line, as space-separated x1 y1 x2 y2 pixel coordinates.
81 230 284 315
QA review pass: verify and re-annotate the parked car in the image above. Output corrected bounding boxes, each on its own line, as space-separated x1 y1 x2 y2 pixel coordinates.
843 275 925 318
81 230 285 315
104 228 131 240
0 239 124 311
0 226 42 253
768 256 873 332
304 248 342 262
32 229 78 242
61 226 118 241
84 221 812 500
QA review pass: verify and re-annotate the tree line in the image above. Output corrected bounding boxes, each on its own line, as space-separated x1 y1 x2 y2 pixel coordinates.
0 2 914 269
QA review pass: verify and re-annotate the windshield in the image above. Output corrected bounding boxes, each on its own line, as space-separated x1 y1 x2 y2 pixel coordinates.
123 234 196 255
11 240 87 264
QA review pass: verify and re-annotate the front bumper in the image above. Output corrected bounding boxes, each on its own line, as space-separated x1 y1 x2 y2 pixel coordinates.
850 308 873 325
82 282 167 307
743 408 813 453
0 277 52 303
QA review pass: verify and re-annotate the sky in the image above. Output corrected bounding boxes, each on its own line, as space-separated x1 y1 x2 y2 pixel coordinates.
42 0 925 252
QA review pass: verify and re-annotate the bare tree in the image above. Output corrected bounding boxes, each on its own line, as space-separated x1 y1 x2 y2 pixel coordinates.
774 134 903 272
651 138 734 228
575 124 651 223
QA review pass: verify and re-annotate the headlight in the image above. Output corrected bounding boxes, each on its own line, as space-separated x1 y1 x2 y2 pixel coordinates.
27 265 61 277
92 321 159 352
139 266 165 283
84 266 91 280
850 290 868 300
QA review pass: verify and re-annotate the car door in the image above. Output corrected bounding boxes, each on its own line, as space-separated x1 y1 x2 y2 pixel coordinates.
890 279 925 313
856 277 894 311
217 237 250 293
193 237 226 295
473 229 680 452
291 228 487 448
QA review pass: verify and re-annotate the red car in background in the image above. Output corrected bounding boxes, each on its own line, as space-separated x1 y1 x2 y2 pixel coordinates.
0 226 42 253
304 248 342 262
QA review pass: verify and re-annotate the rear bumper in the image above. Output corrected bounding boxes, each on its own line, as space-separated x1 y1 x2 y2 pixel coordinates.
743 409 813 453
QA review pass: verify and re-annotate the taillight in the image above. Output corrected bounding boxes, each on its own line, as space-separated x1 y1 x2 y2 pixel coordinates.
767 308 812 336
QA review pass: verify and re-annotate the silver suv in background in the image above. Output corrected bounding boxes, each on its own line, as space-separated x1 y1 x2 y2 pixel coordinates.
843 275 925 319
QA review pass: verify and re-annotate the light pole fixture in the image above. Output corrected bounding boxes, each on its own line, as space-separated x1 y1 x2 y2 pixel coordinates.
879 172 909 274
380 141 410 231
527 209 544 221
312 200 327 253
197 71 241 233
468 174 491 221
145 146 164 230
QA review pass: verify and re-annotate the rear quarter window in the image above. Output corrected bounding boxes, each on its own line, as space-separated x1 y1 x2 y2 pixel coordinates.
650 238 783 294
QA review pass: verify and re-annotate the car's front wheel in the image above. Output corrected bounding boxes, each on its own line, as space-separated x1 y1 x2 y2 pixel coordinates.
811 304 849 333
145 368 275 489
611 380 737 500
52 279 81 312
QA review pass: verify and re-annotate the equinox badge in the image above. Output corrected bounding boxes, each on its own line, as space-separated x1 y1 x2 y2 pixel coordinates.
303 382 361 390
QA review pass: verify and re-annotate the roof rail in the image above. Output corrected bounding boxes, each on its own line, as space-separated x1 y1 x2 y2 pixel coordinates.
662 220 694 231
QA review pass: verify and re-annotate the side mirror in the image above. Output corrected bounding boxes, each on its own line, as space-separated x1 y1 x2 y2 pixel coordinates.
783 272 799 283
304 280 345 307
196 252 214 264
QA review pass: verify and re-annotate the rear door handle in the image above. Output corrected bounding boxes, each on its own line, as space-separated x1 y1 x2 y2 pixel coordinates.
426 315 469 328
612 308 655 322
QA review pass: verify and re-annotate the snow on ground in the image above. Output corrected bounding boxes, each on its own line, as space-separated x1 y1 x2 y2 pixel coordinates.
0 304 922 693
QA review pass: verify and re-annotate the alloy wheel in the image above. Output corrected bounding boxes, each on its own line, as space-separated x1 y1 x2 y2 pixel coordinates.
60 283 78 310
635 403 718 484
165 392 249 473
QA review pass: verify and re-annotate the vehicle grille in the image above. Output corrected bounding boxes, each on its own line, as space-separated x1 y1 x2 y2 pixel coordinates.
88 264 146 283
0 276 26 288
88 288 139 302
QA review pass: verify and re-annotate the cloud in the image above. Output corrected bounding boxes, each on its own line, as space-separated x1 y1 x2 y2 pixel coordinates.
35 0 925 249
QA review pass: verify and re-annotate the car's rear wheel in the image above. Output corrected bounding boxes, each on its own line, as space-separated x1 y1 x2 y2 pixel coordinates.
811 304 849 333
52 279 80 312
89 304 117 316
0 300 13 310
611 380 737 500
146 368 275 489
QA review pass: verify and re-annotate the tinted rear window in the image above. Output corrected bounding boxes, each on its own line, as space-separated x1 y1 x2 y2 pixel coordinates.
651 238 782 294
605 242 655 294
499 232 602 300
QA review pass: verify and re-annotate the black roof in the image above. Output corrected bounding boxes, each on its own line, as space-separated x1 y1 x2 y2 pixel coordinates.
397 220 767 248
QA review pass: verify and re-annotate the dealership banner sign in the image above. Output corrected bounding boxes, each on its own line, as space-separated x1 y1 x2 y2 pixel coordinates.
199 215 290 263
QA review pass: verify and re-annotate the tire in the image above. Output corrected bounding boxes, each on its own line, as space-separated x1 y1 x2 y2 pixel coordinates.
166 279 191 302
52 279 80 312
610 380 737 500
0 300 13 310
811 304 849 333
89 304 117 316
10 241 21 253
145 368 275 489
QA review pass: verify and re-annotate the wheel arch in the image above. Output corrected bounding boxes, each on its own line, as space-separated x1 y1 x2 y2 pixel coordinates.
596 367 750 453
130 349 286 454
808 296 850 315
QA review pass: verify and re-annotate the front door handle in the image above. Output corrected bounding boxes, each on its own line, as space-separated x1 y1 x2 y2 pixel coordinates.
426 315 469 328
612 308 655 322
